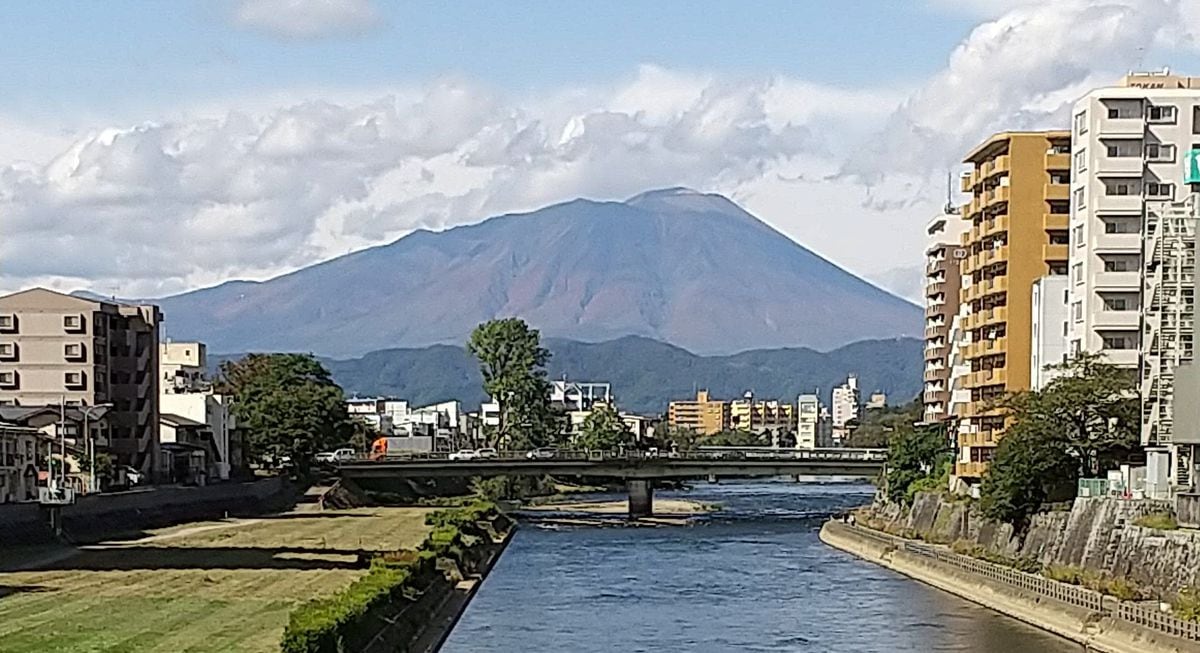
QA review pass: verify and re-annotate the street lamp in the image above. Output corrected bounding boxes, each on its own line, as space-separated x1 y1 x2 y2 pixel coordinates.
82 403 112 494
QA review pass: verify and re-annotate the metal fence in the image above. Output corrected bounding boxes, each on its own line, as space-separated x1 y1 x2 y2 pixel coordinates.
844 523 1199 641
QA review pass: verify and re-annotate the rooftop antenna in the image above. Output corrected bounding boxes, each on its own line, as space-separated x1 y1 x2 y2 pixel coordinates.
943 172 957 215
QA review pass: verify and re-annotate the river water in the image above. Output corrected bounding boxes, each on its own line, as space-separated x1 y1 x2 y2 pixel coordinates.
442 481 1081 653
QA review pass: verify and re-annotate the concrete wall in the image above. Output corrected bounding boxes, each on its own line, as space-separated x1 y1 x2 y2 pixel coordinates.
866 492 1200 598
0 477 296 546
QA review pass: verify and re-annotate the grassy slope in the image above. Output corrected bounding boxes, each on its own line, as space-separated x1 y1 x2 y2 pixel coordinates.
0 507 431 653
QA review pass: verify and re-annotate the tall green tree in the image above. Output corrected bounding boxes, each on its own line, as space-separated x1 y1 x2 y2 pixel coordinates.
219 353 352 476
980 353 1137 525
703 429 768 447
576 404 632 451
885 421 951 504
468 318 558 448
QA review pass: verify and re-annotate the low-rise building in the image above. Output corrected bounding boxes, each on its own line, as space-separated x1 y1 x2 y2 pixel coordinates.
729 392 795 436
0 421 42 503
831 375 860 445
346 397 409 435
159 342 238 480
796 394 831 449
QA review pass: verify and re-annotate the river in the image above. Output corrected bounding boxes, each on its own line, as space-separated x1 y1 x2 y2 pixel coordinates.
441 480 1081 653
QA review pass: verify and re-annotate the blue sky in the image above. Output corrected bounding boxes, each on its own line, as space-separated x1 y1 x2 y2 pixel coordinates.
1 0 1199 300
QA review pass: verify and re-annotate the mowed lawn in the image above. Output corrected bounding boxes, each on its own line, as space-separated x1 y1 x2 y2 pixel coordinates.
0 507 431 653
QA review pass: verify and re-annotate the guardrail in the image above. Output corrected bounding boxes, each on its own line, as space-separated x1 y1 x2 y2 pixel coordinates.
350 448 888 464
844 523 1200 641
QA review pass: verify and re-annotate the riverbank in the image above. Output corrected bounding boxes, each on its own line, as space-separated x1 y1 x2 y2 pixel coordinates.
820 520 1200 653
515 497 716 526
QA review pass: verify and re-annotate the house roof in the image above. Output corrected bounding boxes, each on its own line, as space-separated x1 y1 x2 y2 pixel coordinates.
160 413 208 428
0 405 110 423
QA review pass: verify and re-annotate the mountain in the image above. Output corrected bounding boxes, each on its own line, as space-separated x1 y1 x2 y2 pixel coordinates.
152 187 921 357
317 335 923 415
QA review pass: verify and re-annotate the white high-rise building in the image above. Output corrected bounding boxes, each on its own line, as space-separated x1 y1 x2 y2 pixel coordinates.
796 393 829 449
1030 276 1070 391
1142 194 1199 458
830 375 859 444
1068 70 1200 367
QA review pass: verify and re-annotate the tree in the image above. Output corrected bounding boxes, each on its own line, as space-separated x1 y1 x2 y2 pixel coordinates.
576 404 632 451
655 425 698 453
846 399 923 448
703 429 768 447
219 353 352 476
885 421 951 504
468 319 559 448
980 353 1137 525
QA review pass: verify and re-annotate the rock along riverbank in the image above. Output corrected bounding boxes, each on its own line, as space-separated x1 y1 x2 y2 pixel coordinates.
820 520 1200 653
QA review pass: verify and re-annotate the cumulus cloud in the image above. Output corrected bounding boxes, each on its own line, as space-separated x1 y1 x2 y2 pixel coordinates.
231 0 382 40
3 1 1200 299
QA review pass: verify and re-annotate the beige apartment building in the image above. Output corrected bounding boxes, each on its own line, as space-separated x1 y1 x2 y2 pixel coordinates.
955 131 1071 483
729 393 794 435
0 288 162 476
667 390 728 435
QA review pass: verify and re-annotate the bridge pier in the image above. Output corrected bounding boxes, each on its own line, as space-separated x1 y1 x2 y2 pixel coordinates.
627 479 653 519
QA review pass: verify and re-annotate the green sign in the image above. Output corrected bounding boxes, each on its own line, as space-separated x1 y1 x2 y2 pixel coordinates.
1187 148 1200 185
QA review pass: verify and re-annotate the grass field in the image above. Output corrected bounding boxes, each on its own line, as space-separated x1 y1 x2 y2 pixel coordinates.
0 507 431 653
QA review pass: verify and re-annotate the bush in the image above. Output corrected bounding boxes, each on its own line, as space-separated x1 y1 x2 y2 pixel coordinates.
1175 587 1200 623
1134 511 1179 531
280 502 502 653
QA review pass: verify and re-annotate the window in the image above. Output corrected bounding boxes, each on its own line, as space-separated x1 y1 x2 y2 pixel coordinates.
1072 301 1083 322
0 343 15 361
1104 180 1138 196
1048 231 1069 245
1075 111 1088 135
64 371 85 388
1101 333 1137 350
1147 105 1177 123
1194 107 1200 134
1103 256 1139 272
64 343 84 361
1049 200 1069 215
1146 182 1174 199
1072 263 1083 284
1106 141 1140 157
1103 217 1140 234
1049 171 1070 185
0 315 14 333
1103 295 1134 311
1073 224 1085 246
63 314 84 332
0 371 16 388
1145 143 1176 162
1074 149 1086 173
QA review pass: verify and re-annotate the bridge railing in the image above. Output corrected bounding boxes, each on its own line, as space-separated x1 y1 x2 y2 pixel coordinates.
844 523 1200 641
353 448 887 464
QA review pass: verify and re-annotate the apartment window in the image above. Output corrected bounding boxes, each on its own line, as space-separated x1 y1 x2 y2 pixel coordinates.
1101 333 1137 350
1147 105 1177 123
0 371 17 388
1104 180 1138 196
1105 141 1140 157
0 315 14 333
1103 217 1140 234
1073 224 1085 247
1072 263 1083 284
64 371 85 388
1073 149 1087 174
63 314 84 333
1048 231 1069 245
64 343 85 361
1075 111 1088 135
1145 143 1176 162
1102 295 1134 311
1072 301 1083 322
1146 181 1174 199
1102 255 1139 272
1073 187 1085 209
0 343 15 361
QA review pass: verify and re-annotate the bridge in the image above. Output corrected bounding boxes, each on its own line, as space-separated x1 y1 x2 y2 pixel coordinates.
338 447 886 518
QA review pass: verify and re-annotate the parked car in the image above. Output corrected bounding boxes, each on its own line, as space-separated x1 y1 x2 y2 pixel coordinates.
449 449 478 461
316 448 356 464
477 447 498 459
526 447 557 460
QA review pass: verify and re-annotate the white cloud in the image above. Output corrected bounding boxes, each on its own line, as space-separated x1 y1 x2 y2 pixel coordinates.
231 0 382 40
4 1 1200 299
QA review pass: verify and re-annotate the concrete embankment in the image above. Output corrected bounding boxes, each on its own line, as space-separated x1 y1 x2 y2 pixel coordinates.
821 521 1200 653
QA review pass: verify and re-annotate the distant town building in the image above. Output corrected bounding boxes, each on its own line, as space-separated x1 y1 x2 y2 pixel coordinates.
668 390 729 436
866 392 887 409
831 375 860 445
619 412 658 443
347 396 458 450
729 391 794 436
1030 276 1070 391
0 288 162 478
0 421 43 503
796 394 831 449
346 397 409 435
550 378 613 436
159 342 239 481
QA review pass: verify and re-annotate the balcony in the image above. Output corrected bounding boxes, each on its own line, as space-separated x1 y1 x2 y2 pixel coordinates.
1042 243 1068 261
961 172 975 193
1094 270 1140 289
926 280 946 297
1094 194 1143 214
982 215 1009 237
1102 348 1139 367
1044 152 1070 170
1097 156 1144 176
1093 232 1141 253
967 367 1007 388
982 155 1010 179
924 343 948 361
1098 118 1145 138
1043 212 1068 230
1095 310 1140 328
977 275 1009 296
956 461 989 479
925 303 947 318
924 367 946 382
981 245 1009 265
1043 183 1070 201
984 186 1010 208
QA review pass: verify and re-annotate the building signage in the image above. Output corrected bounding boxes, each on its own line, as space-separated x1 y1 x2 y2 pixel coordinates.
1187 149 1200 185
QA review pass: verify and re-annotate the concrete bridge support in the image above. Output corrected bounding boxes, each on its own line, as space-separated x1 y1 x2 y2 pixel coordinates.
627 479 653 518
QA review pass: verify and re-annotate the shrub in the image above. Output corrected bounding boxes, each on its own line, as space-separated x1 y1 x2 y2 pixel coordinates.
1175 587 1200 623
1044 565 1085 585
1134 512 1179 531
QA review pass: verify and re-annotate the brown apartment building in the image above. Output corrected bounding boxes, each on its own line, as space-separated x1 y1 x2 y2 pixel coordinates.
955 131 1071 483
668 390 729 435
922 212 968 424
0 288 162 477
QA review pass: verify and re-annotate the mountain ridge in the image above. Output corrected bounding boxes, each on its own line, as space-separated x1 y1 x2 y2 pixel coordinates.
124 188 921 357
